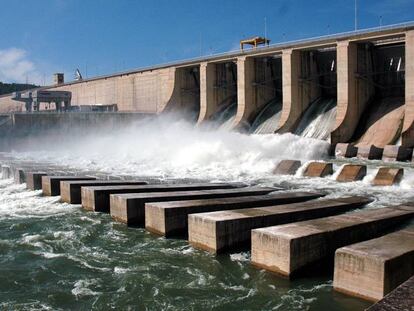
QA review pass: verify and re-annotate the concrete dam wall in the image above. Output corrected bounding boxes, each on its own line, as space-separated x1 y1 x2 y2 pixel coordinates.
1 23 414 152
0 112 152 151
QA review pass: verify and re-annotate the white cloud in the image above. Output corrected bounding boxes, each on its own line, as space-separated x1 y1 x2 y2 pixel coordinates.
0 48 42 85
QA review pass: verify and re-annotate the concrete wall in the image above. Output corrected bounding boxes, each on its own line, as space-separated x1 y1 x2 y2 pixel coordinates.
197 62 216 122
331 41 372 144
198 61 237 123
0 68 177 114
277 49 323 133
254 56 282 107
55 68 176 112
402 30 414 146
233 56 254 127
0 96 23 112
233 55 282 128
0 112 152 151
164 66 200 120
332 39 409 146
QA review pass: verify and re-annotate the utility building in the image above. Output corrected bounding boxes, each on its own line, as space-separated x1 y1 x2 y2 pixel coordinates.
12 90 72 112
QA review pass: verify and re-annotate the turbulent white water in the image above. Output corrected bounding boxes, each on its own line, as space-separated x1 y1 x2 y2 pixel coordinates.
9 115 329 181
294 98 337 141
249 99 282 134
396 136 402 146
216 102 237 130
2 115 414 310
7 115 414 209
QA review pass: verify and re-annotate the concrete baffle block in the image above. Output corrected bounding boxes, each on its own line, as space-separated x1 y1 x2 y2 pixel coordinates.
303 162 333 178
382 145 413 162
357 145 383 160
336 164 367 182
273 160 301 175
250 205 414 277
60 180 149 204
13 168 26 184
26 172 48 190
372 167 404 186
365 276 414 310
111 187 277 226
188 196 373 254
335 143 358 158
333 226 414 301
81 183 242 213
1 165 11 179
42 176 97 196
145 191 328 238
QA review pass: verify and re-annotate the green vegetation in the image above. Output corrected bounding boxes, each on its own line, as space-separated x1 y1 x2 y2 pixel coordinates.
0 82 38 96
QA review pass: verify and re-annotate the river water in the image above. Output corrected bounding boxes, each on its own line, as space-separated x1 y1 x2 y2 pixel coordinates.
1 116 412 310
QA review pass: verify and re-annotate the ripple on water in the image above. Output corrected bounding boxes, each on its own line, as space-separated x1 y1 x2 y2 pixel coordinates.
71 279 101 297
0 142 379 310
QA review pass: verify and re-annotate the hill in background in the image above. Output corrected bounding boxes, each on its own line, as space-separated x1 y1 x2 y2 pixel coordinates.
0 82 39 96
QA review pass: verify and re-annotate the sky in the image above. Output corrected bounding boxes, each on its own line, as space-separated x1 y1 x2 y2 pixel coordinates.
0 0 413 85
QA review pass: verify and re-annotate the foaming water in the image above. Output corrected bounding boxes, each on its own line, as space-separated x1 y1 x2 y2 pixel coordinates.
249 99 282 134
2 115 413 310
289 160 414 208
216 102 237 130
8 115 414 207
208 96 239 131
10 116 330 181
0 179 371 310
294 98 337 141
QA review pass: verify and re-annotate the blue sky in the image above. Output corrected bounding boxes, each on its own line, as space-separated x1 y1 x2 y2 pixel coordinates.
0 0 413 85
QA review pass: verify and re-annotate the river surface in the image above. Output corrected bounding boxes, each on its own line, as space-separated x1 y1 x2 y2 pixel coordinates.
1 117 412 310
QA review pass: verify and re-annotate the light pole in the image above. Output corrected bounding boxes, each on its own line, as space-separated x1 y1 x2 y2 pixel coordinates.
354 0 358 31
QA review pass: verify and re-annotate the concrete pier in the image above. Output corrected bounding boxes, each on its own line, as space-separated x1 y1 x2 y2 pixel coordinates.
188 196 369 254
366 276 414 310
60 180 149 204
146 192 328 237
42 176 97 196
2 164 32 181
11 166 63 185
273 160 301 175
303 162 333 178
250 205 414 277
81 183 244 212
382 145 413 162
13 167 26 184
336 164 367 182
12 164 67 184
333 226 414 301
26 172 48 190
111 187 278 225
335 143 358 158
1 165 11 179
372 167 404 186
357 145 384 160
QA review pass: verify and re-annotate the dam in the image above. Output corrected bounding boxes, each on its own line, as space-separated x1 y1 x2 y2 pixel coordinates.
1 22 414 311
2 22 414 159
